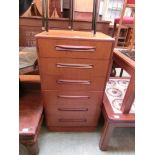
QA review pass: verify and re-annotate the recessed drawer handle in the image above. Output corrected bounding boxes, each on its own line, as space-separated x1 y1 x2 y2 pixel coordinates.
57 80 91 85
56 45 96 52
59 118 87 122
57 95 90 99
58 108 88 112
56 63 93 69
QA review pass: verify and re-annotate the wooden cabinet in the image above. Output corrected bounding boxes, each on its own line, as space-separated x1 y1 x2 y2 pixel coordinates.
36 30 114 131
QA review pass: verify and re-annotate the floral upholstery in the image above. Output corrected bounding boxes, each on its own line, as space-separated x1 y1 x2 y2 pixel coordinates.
105 78 135 114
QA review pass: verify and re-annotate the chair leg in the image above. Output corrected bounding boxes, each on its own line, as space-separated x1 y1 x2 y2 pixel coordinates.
119 68 123 77
99 120 114 151
110 66 116 77
26 141 39 155
112 23 117 37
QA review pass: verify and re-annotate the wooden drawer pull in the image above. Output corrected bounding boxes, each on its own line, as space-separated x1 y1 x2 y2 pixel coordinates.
59 118 87 122
56 45 96 52
58 108 88 111
56 79 91 85
57 95 90 99
56 63 93 69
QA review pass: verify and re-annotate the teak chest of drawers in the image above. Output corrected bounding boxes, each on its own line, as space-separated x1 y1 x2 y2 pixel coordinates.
36 30 114 131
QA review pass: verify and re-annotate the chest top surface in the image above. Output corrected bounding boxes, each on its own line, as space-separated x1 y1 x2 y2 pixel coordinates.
35 30 114 42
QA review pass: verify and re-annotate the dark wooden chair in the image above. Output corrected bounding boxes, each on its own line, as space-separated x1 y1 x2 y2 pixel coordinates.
99 50 135 150
19 75 43 155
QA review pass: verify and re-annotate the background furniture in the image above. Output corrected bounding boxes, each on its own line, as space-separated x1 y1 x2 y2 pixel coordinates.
19 17 111 47
99 49 135 150
19 75 43 155
113 16 134 47
114 0 135 48
36 30 114 131
74 0 93 21
19 0 111 47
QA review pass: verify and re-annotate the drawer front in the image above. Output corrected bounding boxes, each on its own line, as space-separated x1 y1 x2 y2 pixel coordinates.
44 102 101 116
43 90 102 127
37 38 113 59
45 112 100 127
41 75 106 91
39 58 110 78
42 90 103 107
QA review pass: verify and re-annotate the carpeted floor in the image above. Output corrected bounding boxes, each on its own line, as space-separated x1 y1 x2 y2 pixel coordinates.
19 118 135 155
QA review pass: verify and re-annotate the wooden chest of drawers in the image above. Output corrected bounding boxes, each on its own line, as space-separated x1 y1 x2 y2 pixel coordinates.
36 30 114 131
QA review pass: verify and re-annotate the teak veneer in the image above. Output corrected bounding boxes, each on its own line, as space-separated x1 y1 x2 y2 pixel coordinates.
99 49 135 150
36 30 114 131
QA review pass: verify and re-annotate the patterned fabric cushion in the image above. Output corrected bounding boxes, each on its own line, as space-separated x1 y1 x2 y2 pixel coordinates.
19 47 37 69
114 17 134 24
105 78 135 114
127 0 135 4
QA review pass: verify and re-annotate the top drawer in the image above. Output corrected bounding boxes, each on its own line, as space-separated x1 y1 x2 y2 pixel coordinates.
37 38 113 60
